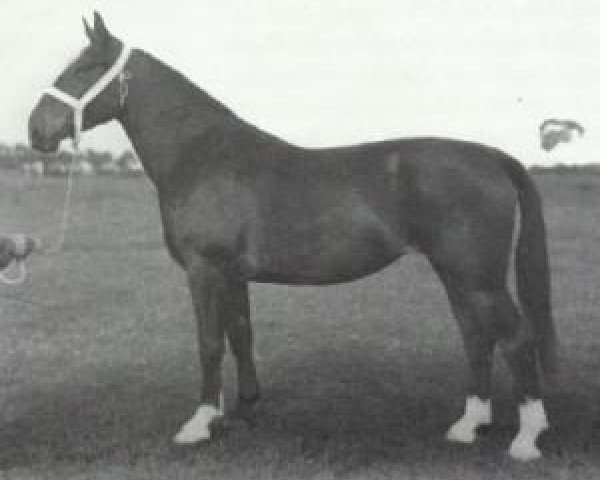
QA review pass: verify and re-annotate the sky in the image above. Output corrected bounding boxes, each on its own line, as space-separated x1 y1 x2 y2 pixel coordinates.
3 0 600 165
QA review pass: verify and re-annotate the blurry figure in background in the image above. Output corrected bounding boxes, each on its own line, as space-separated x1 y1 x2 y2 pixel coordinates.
539 119 586 165
539 119 585 151
0 235 41 283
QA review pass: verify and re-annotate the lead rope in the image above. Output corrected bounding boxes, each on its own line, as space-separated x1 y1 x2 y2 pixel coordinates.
46 149 77 254
0 131 77 285
0 160 75 285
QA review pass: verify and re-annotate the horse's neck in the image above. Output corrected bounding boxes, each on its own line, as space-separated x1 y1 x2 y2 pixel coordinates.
117 50 242 189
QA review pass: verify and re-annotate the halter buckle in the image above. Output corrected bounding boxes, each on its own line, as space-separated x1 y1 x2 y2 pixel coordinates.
118 70 133 107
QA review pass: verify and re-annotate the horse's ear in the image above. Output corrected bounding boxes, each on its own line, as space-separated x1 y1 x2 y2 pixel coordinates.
83 15 96 44
93 11 111 42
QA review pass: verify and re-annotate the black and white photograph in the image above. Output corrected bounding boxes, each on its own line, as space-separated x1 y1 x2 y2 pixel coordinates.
0 1 598 478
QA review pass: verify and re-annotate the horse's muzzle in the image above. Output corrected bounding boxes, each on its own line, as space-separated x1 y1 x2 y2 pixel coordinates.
28 96 72 153
29 123 62 153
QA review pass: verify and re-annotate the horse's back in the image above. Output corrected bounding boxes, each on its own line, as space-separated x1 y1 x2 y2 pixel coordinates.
236 136 520 285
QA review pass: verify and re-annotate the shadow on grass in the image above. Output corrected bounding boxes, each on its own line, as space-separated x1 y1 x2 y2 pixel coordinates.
0 345 597 471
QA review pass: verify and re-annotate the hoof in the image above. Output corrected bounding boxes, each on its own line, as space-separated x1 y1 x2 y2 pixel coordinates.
446 421 476 444
173 425 211 444
173 404 223 444
509 439 542 461
509 399 548 461
446 396 491 444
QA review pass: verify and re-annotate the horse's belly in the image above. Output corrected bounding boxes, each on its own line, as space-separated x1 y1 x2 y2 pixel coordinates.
244 226 409 285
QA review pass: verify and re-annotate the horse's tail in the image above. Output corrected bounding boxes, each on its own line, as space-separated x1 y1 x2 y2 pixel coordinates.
500 155 557 376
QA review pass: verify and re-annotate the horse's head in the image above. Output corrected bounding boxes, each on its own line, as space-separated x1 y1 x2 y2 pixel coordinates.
29 12 130 153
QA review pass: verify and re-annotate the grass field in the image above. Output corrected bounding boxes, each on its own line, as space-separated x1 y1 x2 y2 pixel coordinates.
0 169 598 479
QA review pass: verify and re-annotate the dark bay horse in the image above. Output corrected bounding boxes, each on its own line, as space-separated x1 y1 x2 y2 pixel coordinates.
28 13 556 460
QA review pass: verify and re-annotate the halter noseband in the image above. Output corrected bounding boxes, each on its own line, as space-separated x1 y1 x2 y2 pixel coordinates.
42 45 132 149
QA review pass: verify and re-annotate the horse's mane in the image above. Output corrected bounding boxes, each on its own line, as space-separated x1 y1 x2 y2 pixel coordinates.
139 48 239 120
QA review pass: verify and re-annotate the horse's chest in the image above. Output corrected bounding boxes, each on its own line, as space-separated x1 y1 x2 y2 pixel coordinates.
162 179 255 262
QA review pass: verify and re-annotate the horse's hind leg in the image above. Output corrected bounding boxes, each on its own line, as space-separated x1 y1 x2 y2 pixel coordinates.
440 273 548 460
497 302 549 460
442 278 496 444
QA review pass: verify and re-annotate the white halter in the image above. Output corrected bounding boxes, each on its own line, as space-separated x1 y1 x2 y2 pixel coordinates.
42 45 132 148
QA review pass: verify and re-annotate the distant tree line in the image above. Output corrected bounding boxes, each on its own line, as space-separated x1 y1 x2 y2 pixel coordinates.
1 141 598 177
0 142 113 169
529 163 600 175
0 142 142 175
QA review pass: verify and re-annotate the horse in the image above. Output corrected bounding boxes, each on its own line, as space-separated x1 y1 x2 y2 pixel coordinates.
28 12 556 460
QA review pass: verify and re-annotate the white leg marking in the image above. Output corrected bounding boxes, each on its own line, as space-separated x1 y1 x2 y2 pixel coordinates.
446 396 492 444
173 391 224 444
508 398 548 461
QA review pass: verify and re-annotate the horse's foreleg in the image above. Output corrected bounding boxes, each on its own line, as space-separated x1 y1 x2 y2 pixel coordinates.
174 258 227 444
223 280 260 420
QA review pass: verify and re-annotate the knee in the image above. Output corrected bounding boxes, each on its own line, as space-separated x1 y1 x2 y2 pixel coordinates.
466 290 497 309
228 315 253 345
466 289 511 317
468 289 524 338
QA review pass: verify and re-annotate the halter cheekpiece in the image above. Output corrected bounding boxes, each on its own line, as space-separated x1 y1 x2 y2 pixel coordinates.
42 45 132 149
